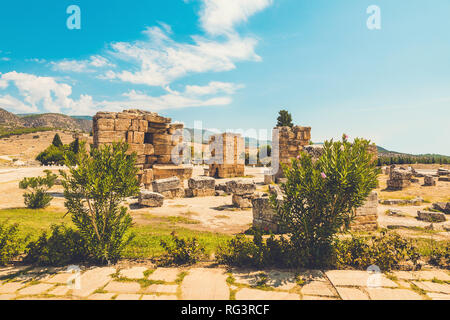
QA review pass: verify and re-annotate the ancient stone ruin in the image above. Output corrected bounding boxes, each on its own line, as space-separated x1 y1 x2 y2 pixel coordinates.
351 191 378 231
424 175 436 186
227 180 256 209
386 166 412 190
208 133 245 178
186 176 216 197
152 177 185 199
93 109 193 188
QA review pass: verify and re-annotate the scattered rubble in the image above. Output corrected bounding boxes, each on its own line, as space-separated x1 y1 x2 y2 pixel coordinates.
152 177 185 199
417 211 447 223
139 190 164 207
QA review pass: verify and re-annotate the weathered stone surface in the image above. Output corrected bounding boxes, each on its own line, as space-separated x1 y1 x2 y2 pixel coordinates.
120 267 148 280
432 202 450 214
235 288 299 300
48 286 70 296
88 293 115 300
380 197 424 206
43 272 74 284
148 268 179 283
393 270 450 282
366 288 423 300
139 190 164 207
301 281 335 297
252 197 278 232
115 294 142 300
424 175 436 186
72 267 115 297
232 194 253 209
145 284 178 294
141 294 177 300
335 287 369 300
188 176 215 190
18 283 54 296
152 165 193 181
428 292 450 300
417 211 446 223
412 281 450 294
226 180 256 195
104 281 141 294
181 268 229 300
0 282 25 294
0 294 16 300
325 270 398 288
160 187 185 199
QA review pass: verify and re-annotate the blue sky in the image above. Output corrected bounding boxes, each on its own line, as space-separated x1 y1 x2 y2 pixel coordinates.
0 0 449 155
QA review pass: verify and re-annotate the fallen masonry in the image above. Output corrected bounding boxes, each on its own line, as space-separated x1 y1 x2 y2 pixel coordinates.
227 180 257 209
424 175 437 186
152 177 185 199
139 190 164 207
186 176 216 197
380 197 424 206
432 202 450 214
417 211 447 223
387 167 412 190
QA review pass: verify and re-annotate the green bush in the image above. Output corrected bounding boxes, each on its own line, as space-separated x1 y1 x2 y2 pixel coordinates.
333 231 421 271
428 243 449 269
24 224 88 266
61 142 139 264
276 110 293 127
36 145 66 165
271 135 380 267
0 221 25 266
19 170 57 209
160 232 206 265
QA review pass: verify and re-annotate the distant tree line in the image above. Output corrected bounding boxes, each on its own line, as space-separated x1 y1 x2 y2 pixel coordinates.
377 155 450 166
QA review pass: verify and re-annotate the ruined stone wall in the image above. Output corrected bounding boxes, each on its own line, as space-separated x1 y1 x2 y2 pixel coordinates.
351 191 379 232
208 133 245 178
93 109 190 188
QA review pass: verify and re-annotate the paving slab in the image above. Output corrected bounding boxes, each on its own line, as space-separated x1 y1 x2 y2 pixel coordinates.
72 267 116 297
0 282 25 294
148 268 180 283
104 281 141 294
302 295 339 300
145 284 178 294
335 287 369 300
119 267 148 280
231 271 263 286
181 268 229 300
366 288 423 300
18 283 54 296
297 270 327 282
265 270 297 290
325 270 398 288
427 292 450 300
393 270 450 282
235 288 300 300
42 273 74 284
300 281 336 297
0 294 16 300
115 294 141 300
48 286 70 296
412 281 450 294
88 293 115 300
141 294 178 300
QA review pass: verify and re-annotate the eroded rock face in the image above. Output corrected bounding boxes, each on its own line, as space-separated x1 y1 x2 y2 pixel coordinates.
139 190 164 207
232 194 254 209
417 211 447 223
226 180 256 195
432 202 450 215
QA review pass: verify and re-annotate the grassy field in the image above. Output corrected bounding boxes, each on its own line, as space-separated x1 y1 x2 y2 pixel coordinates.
0 208 231 260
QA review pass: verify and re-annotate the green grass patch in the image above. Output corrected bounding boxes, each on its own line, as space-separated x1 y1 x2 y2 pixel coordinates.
0 127 55 139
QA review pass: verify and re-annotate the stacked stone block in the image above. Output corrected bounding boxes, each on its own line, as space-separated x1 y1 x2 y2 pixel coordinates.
93 109 191 188
227 180 256 209
208 133 245 178
139 190 164 207
152 177 185 199
351 191 379 232
186 177 216 197
386 168 412 190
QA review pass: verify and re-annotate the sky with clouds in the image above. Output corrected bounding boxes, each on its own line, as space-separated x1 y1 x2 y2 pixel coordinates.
0 0 449 155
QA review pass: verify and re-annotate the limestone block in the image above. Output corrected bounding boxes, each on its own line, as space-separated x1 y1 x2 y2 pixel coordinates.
128 143 145 155
232 194 253 208
95 118 115 131
138 120 148 132
188 176 215 190
432 202 450 214
155 144 174 155
226 180 256 195
424 175 436 186
160 188 185 199
114 118 131 131
139 190 164 207
417 211 446 223
144 144 155 155
152 177 181 193
152 133 172 145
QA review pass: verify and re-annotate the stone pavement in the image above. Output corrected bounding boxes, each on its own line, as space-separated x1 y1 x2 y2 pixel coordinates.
0 265 449 300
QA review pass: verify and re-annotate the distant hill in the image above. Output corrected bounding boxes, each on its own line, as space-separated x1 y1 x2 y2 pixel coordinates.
1 108 92 133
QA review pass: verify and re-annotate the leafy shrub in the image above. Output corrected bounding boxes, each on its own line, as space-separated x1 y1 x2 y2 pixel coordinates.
61 142 139 264
24 224 88 266
0 221 25 266
276 110 293 127
271 135 380 267
428 243 449 269
160 232 206 265
36 145 66 165
19 170 57 209
333 231 421 271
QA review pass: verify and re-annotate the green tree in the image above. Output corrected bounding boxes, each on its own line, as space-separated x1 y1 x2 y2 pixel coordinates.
276 110 294 127
52 133 63 148
60 142 139 264
271 135 380 267
19 170 58 209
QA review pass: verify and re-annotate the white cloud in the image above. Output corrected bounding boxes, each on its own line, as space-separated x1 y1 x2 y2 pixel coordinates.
185 81 243 96
103 27 261 86
200 0 272 35
0 71 95 114
0 57 11 61
52 55 115 73
0 94 38 113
